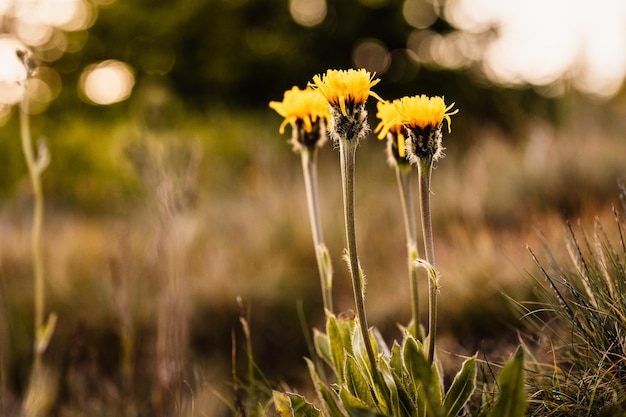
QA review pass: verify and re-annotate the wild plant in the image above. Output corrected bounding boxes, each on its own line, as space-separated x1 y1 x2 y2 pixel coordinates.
269 86 335 313
269 69 526 417
125 108 203 415
14 48 58 417
522 187 626 416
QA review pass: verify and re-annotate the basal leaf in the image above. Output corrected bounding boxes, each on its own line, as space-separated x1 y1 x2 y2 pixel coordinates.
339 386 370 411
402 336 444 417
351 321 374 384
328 314 353 382
273 390 323 417
305 358 348 417
402 336 424 393
443 355 477 417
345 354 377 408
392 369 418 415
487 346 526 417
370 326 391 359
313 329 333 368
348 407 391 417
379 358 407 417
289 393 323 417
273 391 294 417
389 342 404 379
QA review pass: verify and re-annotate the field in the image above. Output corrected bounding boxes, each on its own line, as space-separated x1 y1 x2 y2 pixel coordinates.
1 92 625 416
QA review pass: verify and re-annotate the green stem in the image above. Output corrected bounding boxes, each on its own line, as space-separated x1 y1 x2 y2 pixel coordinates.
19 92 45 367
338 138 379 381
300 147 333 313
395 166 420 340
418 158 437 364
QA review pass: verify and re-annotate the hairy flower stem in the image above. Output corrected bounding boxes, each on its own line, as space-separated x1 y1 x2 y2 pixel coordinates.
396 166 421 340
300 147 334 313
418 158 437 364
339 138 379 382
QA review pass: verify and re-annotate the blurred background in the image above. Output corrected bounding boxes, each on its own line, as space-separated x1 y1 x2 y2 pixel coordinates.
1 0 626 415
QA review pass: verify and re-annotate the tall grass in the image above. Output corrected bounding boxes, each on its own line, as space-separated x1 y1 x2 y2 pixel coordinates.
521 186 626 416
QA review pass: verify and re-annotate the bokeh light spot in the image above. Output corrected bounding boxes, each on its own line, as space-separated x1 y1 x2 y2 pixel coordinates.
14 0 93 31
407 29 436 65
58 0 95 31
444 0 499 33
444 0 626 97
26 77 53 114
289 0 327 28
0 37 28 105
0 0 11 14
80 60 135 105
15 20 53 47
403 0 438 29
352 39 391 74
36 66 62 101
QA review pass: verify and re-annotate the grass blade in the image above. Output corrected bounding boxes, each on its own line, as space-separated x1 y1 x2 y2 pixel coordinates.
487 346 526 417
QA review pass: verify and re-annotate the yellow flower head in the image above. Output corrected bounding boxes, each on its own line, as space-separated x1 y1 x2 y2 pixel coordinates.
309 69 383 117
270 86 330 134
392 95 458 134
269 86 331 151
269 86 331 135
374 100 407 159
379 95 459 163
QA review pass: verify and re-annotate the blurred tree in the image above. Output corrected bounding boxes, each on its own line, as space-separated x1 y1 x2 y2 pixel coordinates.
54 0 559 128
0 0 567 203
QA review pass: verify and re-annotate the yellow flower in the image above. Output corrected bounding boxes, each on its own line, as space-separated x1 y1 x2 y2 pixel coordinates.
269 86 331 134
378 95 459 163
374 100 406 158
309 69 383 117
392 95 458 134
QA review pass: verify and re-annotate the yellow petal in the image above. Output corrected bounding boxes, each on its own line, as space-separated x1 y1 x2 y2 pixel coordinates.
397 133 405 158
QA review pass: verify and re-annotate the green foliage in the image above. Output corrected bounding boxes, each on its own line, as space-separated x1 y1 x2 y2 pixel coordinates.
444 351 478 417
277 312 487 417
524 188 626 416
274 391 322 417
0 114 139 211
486 347 526 417
274 312 530 417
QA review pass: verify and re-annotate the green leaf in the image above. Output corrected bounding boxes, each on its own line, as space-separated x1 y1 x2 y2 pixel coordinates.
305 358 348 417
379 359 408 417
273 392 323 417
370 326 391 359
402 336 444 417
327 313 356 381
339 386 370 411
273 391 294 417
313 329 333 368
487 346 526 417
345 354 377 408
350 321 372 379
350 328 390 412
389 342 404 379
443 355 477 417
393 370 419 416
402 336 425 393
348 407 391 417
